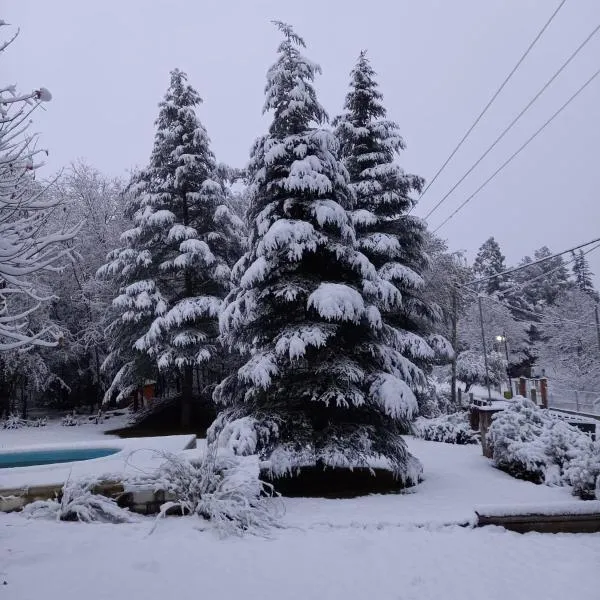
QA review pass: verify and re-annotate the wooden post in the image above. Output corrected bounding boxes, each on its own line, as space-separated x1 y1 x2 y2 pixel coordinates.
540 378 548 408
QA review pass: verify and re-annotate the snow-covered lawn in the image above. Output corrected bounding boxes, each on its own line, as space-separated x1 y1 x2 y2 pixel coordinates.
283 437 578 529
2 514 599 600
0 413 129 449
1 431 599 599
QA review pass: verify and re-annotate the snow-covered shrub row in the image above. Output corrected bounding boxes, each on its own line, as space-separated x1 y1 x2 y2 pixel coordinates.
21 446 282 535
1 415 47 429
2 414 26 429
488 398 599 498
135 447 282 537
413 411 479 445
22 480 135 523
61 413 80 426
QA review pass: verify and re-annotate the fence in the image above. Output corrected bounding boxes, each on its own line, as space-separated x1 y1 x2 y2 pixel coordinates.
548 388 600 416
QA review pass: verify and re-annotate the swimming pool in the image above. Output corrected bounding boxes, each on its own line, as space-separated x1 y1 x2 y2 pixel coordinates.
0 447 121 469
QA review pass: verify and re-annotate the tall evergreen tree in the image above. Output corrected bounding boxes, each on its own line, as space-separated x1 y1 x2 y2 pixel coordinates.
99 70 244 427
572 250 596 296
473 237 506 295
334 51 448 375
511 246 570 308
212 24 423 487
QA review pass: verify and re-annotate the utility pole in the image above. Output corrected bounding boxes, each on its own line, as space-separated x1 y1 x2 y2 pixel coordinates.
478 295 492 403
450 286 458 407
502 331 512 397
595 305 600 352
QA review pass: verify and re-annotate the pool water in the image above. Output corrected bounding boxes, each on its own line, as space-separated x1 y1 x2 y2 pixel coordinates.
0 447 120 469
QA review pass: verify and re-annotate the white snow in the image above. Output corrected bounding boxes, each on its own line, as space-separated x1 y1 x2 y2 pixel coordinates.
369 372 418 420
238 352 278 389
307 283 364 323
35 87 52 102
258 219 323 261
475 500 600 518
1 435 599 600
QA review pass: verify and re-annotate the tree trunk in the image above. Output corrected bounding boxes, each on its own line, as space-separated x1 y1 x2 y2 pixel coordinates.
94 347 102 412
181 364 193 430
133 386 140 412
21 384 27 420
180 190 195 431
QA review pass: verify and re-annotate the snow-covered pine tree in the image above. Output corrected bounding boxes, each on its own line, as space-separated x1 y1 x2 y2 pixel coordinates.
99 70 244 427
98 168 168 406
334 51 449 380
510 247 569 308
572 250 596 297
211 23 423 492
473 237 506 295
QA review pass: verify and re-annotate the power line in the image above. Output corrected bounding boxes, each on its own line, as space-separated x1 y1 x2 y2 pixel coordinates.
482 241 600 300
425 20 600 221
415 0 567 207
458 281 599 328
433 66 600 232
463 235 600 288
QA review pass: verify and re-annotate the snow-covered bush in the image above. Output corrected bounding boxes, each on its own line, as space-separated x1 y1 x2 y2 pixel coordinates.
27 417 47 427
416 379 455 418
144 447 282 537
487 398 595 487
2 414 26 429
565 442 600 500
413 411 479 445
456 350 506 393
22 479 134 523
61 413 80 426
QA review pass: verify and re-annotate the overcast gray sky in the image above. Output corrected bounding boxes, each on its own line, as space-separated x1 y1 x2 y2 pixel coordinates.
5 0 600 279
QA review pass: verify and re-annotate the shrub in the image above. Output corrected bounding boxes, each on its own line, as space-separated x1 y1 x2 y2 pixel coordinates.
413 411 479 445
22 479 135 523
2 414 26 429
141 446 283 537
487 397 596 489
61 413 79 426
564 442 600 500
416 379 455 418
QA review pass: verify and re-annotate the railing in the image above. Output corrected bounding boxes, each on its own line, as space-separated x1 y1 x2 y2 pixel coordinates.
548 388 600 416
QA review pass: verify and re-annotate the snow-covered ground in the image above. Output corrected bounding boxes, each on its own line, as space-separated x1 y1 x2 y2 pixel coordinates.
1 428 599 599
0 415 195 490
0 413 130 449
282 437 577 529
2 513 599 600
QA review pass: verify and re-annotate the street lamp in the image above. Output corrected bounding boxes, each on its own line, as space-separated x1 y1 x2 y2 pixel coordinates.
495 333 512 398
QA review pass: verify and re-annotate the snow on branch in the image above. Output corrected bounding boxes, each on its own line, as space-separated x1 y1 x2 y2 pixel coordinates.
307 283 365 323
0 26 76 349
